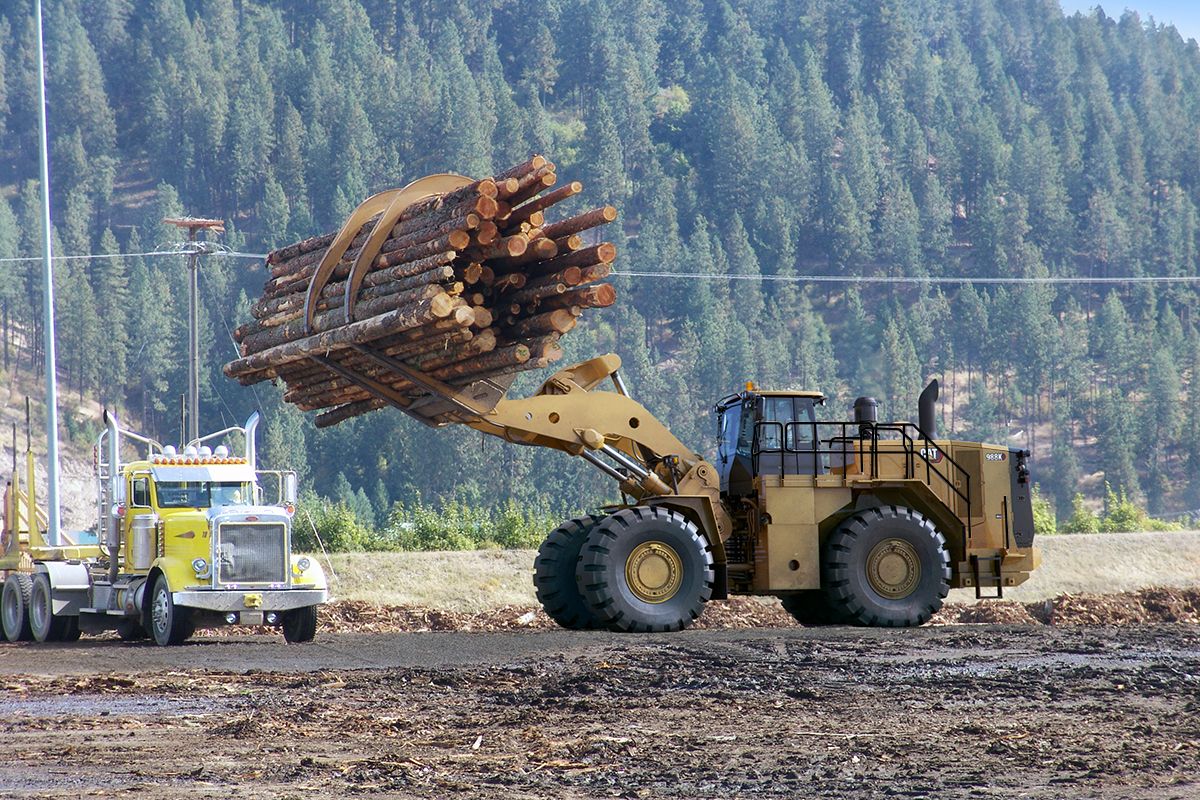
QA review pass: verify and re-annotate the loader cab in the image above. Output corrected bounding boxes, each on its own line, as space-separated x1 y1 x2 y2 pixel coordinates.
715 389 825 497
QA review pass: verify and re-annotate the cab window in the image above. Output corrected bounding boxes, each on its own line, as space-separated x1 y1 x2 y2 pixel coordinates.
155 481 249 508
131 477 151 508
735 399 758 456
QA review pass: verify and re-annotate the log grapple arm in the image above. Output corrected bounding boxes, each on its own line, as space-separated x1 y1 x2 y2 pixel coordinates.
465 354 731 539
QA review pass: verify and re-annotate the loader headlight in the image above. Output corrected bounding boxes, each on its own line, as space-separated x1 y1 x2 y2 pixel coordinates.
192 557 210 576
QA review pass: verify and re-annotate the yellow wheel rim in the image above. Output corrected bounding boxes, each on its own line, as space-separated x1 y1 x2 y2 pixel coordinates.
866 538 921 599
625 541 683 604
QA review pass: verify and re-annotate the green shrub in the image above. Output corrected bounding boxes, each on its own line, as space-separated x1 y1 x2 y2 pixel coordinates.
1098 484 1144 533
293 494 377 552
381 496 562 551
1031 485 1056 538
1059 493 1100 534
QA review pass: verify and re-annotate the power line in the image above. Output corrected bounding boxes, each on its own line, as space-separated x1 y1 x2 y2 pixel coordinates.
611 270 1200 285
5 249 1198 285
0 248 266 264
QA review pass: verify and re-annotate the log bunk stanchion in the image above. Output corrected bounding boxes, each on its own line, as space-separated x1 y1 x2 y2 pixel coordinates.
223 156 619 428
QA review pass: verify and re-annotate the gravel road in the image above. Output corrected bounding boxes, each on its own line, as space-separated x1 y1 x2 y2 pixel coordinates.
0 624 1196 799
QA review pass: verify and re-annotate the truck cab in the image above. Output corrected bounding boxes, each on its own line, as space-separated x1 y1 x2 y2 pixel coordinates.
0 411 327 646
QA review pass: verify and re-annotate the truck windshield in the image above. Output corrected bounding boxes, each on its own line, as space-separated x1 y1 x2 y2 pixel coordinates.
156 481 251 508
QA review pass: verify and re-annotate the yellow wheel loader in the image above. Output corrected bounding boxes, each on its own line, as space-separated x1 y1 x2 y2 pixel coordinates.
355 352 1039 632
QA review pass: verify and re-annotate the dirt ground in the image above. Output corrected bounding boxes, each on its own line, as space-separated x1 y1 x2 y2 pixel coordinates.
0 594 1197 799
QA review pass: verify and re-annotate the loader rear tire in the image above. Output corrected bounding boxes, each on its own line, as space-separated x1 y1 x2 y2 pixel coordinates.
2 574 34 642
534 515 606 630
779 591 845 626
282 606 318 643
149 576 194 646
577 507 714 633
30 574 71 642
823 505 950 627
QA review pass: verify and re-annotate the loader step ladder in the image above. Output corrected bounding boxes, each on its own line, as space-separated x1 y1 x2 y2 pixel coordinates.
970 553 1004 599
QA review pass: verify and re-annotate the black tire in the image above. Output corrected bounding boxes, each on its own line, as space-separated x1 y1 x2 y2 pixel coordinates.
823 505 950 627
534 515 606 630
116 619 147 641
60 616 81 642
577 506 714 633
149 576 194 646
779 591 845 626
282 606 318 643
30 574 71 643
1 574 34 642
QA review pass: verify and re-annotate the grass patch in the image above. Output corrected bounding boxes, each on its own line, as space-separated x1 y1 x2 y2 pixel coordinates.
309 531 1200 611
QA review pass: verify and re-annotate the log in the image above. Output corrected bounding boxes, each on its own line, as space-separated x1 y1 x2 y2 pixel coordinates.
494 155 547 183
540 206 618 241
460 234 527 262
510 181 583 228
225 299 469 379
492 272 527 293
552 234 584 253
505 309 576 338
489 236 558 272
265 178 498 267
240 286 451 354
538 283 617 312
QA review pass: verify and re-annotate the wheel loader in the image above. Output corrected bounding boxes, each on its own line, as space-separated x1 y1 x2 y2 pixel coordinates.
367 352 1039 631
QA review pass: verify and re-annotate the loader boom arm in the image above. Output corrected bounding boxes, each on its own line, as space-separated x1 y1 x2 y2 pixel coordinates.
463 354 731 539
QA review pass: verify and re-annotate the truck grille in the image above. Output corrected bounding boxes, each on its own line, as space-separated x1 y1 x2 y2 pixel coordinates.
216 522 287 585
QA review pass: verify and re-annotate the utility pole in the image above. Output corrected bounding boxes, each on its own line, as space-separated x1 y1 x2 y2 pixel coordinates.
34 0 60 546
163 217 224 445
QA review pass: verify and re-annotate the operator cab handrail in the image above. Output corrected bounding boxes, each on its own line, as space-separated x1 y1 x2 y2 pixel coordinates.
751 418 974 551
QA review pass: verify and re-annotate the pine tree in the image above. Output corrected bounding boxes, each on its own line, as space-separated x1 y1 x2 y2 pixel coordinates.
93 228 130 406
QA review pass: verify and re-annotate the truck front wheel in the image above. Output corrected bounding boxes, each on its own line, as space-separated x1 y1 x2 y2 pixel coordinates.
281 606 318 643
149 576 194 646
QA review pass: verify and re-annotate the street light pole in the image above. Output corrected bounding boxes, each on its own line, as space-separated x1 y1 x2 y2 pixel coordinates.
34 0 61 546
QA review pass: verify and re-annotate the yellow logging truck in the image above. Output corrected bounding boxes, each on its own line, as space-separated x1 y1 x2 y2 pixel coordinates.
0 411 327 646
359 355 1040 632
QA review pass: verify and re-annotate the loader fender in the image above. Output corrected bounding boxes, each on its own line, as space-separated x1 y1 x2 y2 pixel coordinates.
642 495 729 600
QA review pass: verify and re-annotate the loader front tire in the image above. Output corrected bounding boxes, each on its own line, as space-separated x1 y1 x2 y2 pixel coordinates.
149 576 194 646
30 574 71 642
2 574 34 642
534 515 606 630
823 505 950 627
577 507 714 633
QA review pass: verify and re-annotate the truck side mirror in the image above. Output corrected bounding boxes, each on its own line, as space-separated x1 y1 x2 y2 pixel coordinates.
283 473 297 504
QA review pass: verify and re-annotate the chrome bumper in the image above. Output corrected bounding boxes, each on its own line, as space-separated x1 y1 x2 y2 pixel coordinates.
172 588 328 612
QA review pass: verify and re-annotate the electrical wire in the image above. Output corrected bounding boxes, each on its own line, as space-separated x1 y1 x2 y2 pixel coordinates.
0 247 267 264
610 270 1200 284
3 247 1197 284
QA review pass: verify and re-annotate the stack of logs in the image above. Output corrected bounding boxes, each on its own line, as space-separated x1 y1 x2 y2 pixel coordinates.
222 156 617 428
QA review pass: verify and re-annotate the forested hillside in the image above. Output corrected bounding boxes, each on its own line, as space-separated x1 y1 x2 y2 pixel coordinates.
1 0 1199 525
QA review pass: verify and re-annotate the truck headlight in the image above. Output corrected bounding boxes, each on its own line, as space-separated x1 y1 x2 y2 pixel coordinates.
295 557 311 572
192 557 209 576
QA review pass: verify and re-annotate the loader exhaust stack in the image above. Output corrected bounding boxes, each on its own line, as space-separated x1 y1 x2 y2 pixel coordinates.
919 380 939 437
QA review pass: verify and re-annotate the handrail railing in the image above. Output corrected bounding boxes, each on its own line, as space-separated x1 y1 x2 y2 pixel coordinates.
750 420 974 551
